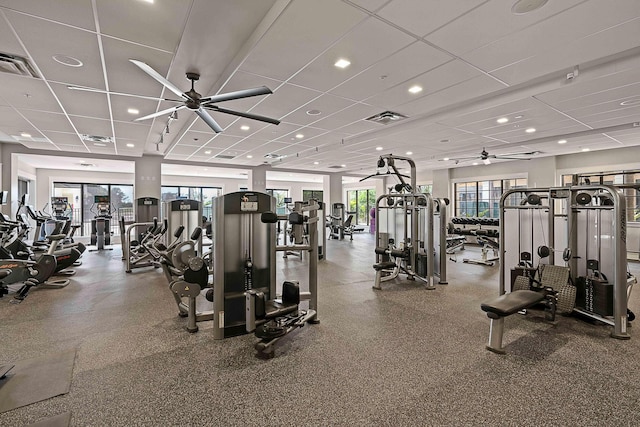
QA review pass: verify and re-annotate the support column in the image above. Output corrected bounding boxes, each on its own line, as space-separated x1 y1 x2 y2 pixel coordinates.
329 172 343 207
134 155 162 199
250 164 268 192
432 169 451 200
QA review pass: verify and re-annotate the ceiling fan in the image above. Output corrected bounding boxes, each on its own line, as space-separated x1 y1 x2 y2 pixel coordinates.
69 60 280 133
442 148 541 165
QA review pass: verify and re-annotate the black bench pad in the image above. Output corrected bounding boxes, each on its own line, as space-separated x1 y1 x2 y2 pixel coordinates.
481 290 545 318
373 261 396 271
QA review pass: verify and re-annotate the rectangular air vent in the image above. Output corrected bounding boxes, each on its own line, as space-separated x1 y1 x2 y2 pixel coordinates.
0 53 39 78
365 110 407 125
264 153 286 160
81 134 113 144
215 154 236 160
328 165 345 169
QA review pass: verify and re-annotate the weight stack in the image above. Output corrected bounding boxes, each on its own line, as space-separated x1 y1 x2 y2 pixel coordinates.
575 276 613 316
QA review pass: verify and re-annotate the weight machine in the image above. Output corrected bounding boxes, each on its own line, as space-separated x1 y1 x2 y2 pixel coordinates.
481 185 637 353
367 154 448 290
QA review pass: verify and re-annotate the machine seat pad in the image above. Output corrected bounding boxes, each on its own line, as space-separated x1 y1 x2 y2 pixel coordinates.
481 290 545 318
263 300 298 320
373 261 396 271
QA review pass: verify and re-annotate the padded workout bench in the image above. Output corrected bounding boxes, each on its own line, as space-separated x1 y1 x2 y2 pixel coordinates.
480 287 547 354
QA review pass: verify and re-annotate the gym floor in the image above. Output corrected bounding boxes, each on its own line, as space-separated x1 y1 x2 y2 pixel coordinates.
1 234 640 426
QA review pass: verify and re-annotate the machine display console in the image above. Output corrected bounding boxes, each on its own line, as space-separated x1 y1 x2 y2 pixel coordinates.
94 195 110 203
52 196 68 205
240 194 259 212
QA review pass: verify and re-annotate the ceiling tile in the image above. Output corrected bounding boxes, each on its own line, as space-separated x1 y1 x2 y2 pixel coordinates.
377 0 488 37
96 0 190 52
0 0 95 30
0 73 62 112
426 0 584 56
239 0 367 81
289 17 416 92
364 59 481 109
69 115 112 137
282 94 354 127
20 110 76 133
50 82 110 119
330 41 452 101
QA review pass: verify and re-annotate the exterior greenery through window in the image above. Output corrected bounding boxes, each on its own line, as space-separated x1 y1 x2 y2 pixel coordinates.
266 189 289 214
53 182 134 236
454 178 527 218
302 190 323 203
562 170 640 222
347 189 376 225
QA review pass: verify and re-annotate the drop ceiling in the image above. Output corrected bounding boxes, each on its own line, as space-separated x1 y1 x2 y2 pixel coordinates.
0 0 639 177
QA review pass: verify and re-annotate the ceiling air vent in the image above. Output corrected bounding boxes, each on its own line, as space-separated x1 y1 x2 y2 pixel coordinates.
365 110 407 125
264 153 286 160
81 134 113 143
328 165 346 169
0 53 39 78
215 154 236 160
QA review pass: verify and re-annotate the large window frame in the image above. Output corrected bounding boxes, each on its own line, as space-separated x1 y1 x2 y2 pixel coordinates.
161 186 222 221
454 178 527 218
562 170 640 223
53 182 134 236
346 188 376 225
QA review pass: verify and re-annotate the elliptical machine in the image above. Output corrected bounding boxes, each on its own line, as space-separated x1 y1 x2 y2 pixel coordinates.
90 195 113 251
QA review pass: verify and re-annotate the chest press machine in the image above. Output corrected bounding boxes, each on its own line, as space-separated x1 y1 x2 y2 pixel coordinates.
481 185 636 354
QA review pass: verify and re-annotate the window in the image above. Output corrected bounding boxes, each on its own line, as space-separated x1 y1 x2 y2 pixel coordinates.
53 182 133 236
161 186 222 220
418 184 433 194
454 178 527 218
302 190 323 203
266 189 289 215
346 189 376 225
563 170 640 222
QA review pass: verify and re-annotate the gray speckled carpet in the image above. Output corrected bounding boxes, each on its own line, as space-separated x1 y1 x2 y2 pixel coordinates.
1 234 639 426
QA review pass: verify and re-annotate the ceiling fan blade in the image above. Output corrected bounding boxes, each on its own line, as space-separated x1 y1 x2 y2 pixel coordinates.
205 105 280 125
495 156 533 160
201 86 272 104
195 107 224 133
129 59 188 99
67 85 183 103
134 105 184 122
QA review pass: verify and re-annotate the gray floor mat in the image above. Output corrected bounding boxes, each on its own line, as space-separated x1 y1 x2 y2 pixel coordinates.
0 349 76 414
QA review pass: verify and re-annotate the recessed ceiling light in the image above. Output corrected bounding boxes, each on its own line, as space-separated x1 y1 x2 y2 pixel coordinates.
52 54 83 67
306 109 322 116
247 155 253 159
296 133 304 139
443 157 450 161
557 139 567 144
140 0 154 3
620 97 640 106
240 125 250 131
127 108 139 115
408 85 423 94
340 164 347 168
525 127 536 133
497 117 509 124
376 146 383 151
472 162 479 166
406 151 413 155
20 132 31 138
126 143 135 148
313 161 319 165
204 150 212 155
334 58 351 69
582 148 590 152
514 115 524 119
511 0 548 15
